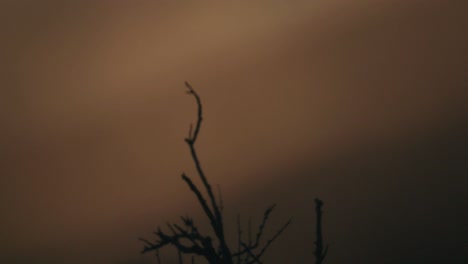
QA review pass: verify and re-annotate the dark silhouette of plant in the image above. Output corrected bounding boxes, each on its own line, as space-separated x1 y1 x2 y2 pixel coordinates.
314 199 328 264
139 83 291 264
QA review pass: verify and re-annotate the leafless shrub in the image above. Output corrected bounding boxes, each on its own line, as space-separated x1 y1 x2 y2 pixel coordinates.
140 83 326 264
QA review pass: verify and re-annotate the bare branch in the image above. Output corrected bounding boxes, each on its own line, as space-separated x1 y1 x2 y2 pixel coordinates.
257 219 291 259
240 242 263 264
314 198 328 264
184 82 203 143
183 82 231 262
182 173 218 233
254 204 276 247
140 83 296 264
237 214 242 264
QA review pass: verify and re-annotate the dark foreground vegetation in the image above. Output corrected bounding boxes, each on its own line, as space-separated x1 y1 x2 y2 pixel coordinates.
139 83 328 264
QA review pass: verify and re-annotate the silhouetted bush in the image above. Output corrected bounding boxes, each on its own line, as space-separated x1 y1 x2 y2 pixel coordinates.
140 83 327 264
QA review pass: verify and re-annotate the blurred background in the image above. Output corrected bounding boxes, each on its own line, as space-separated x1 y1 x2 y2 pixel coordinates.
0 0 467 263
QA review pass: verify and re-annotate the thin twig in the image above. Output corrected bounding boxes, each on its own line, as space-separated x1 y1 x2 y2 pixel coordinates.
314 198 328 264
257 219 291 259
183 82 232 262
240 242 263 264
237 214 241 264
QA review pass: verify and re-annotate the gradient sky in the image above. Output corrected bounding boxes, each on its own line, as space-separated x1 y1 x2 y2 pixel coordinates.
1 1 467 263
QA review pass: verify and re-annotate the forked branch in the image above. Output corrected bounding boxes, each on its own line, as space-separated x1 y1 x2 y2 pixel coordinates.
140 83 292 264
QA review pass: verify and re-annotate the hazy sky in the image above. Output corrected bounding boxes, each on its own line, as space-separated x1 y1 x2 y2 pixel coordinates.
1 1 467 263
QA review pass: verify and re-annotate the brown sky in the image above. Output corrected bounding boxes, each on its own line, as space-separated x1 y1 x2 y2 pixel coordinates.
1 1 467 263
